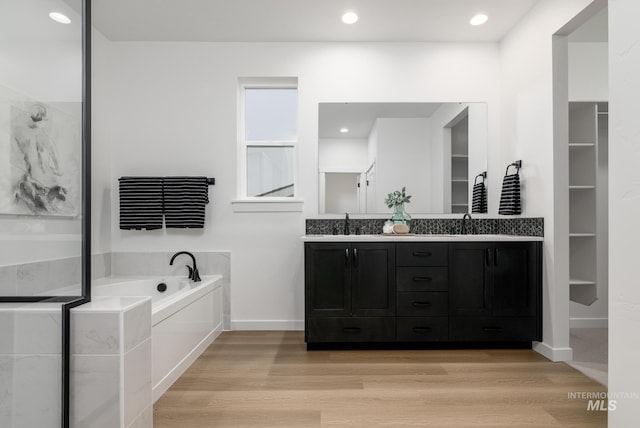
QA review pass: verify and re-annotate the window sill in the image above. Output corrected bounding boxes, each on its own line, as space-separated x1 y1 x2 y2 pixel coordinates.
231 199 304 213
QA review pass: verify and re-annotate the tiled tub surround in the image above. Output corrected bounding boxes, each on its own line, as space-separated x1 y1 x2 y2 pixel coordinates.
2 251 230 331
0 250 231 327
0 253 111 297
92 275 224 402
71 297 152 428
110 251 231 330
305 217 544 237
0 303 63 428
71 275 224 428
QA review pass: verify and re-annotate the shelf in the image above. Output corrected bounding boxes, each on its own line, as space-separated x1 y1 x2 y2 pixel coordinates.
570 278 596 286
568 101 607 308
451 203 469 207
451 154 468 159
451 178 468 183
569 185 595 190
569 143 595 147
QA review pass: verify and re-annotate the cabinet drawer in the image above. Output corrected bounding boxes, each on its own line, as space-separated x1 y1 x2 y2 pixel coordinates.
449 317 538 342
396 243 448 266
307 317 396 343
397 267 448 291
397 292 448 316
397 317 448 342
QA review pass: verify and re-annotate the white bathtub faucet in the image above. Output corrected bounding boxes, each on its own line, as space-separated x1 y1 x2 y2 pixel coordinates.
169 251 202 282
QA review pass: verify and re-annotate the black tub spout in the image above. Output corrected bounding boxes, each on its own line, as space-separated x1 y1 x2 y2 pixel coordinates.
169 251 201 282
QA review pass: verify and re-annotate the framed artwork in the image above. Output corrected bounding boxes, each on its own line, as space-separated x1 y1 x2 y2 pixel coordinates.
0 85 80 216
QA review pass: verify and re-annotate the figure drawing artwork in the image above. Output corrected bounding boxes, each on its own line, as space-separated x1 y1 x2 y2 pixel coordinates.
0 86 80 216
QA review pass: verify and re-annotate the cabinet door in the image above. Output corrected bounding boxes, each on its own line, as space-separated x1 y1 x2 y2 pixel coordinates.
351 243 396 317
305 243 351 317
449 243 492 316
492 242 539 317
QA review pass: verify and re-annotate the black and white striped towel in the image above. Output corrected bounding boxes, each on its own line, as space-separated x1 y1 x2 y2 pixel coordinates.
163 176 210 228
119 176 164 230
498 172 521 215
471 180 487 214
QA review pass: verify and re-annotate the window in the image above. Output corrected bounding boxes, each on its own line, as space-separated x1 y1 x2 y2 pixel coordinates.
235 78 302 212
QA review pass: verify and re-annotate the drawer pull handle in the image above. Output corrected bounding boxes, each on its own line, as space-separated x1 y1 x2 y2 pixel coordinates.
412 301 432 308
412 251 432 257
343 327 362 333
482 326 503 332
412 326 433 333
412 276 432 282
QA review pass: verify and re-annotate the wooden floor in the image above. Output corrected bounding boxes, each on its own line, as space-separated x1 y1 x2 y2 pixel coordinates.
153 331 607 427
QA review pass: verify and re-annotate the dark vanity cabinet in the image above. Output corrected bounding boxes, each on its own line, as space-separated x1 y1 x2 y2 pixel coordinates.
305 242 396 343
395 243 449 342
304 240 542 348
448 242 542 342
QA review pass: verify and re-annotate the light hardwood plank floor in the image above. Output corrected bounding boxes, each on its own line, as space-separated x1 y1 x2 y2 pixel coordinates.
153 331 607 427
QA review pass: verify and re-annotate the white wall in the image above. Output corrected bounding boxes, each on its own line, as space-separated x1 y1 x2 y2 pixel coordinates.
324 173 359 214
373 118 430 213
609 0 640 425
499 0 594 361
92 41 500 329
568 42 608 101
366 123 379 213
318 138 368 172
319 137 369 213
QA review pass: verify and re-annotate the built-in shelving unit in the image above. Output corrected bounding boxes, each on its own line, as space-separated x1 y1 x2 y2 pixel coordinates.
451 115 469 213
568 102 608 306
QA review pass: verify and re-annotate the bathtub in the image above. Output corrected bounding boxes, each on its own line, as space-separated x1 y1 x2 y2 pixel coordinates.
92 275 223 402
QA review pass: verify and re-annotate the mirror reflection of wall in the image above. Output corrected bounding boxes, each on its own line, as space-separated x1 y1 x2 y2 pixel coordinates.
324 173 360 213
318 103 487 214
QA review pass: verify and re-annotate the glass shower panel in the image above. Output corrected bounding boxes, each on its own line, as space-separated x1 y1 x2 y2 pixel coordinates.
0 0 84 298
1 1 85 427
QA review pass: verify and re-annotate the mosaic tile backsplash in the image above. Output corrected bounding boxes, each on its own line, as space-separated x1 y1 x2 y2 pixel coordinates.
306 217 544 237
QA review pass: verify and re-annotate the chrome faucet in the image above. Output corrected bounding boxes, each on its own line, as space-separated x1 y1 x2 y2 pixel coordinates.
461 213 476 235
344 213 350 235
169 251 201 282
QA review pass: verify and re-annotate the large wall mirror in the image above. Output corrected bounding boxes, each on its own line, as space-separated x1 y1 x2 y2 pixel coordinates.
319 102 488 215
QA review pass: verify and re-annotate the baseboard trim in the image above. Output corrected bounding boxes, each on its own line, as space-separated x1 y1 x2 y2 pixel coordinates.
533 341 573 362
569 318 608 328
230 320 305 331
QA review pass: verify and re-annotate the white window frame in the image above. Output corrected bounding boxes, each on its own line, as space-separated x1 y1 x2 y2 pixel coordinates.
233 77 303 212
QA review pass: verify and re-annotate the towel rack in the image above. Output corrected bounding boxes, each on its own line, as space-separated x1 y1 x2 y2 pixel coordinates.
505 160 522 175
474 171 487 184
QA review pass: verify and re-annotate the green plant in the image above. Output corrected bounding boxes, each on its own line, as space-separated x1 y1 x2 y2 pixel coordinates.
385 187 412 208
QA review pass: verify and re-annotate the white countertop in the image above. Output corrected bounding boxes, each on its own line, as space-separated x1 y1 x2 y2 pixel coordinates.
302 234 543 242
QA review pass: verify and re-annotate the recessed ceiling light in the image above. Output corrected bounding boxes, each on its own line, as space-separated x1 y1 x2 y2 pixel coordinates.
470 13 488 26
49 12 71 24
342 11 359 25
340 128 349 133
